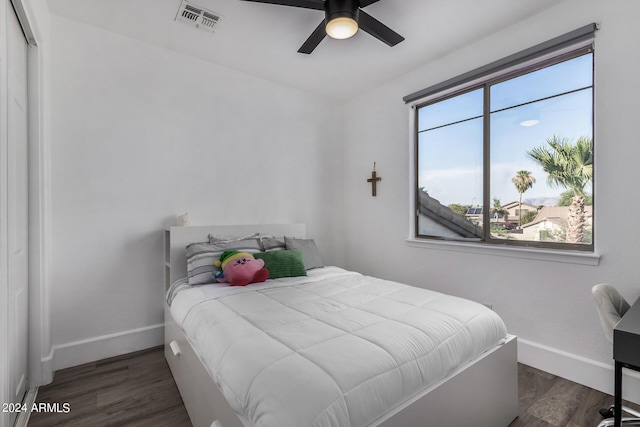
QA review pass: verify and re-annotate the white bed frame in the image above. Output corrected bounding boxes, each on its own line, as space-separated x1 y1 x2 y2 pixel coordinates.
163 225 519 427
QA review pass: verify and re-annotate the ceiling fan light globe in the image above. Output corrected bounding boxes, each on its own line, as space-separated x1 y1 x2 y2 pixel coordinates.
326 17 358 39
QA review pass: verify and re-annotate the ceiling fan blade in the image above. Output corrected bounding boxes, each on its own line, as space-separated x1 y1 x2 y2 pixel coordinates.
358 0 380 7
298 20 326 54
241 0 324 10
358 10 404 46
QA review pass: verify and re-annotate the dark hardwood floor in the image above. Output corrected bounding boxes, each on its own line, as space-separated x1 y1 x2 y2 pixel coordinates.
27 346 639 426
510 364 640 427
28 346 190 427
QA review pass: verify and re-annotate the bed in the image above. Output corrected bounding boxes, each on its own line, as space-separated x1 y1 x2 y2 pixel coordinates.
163 224 518 427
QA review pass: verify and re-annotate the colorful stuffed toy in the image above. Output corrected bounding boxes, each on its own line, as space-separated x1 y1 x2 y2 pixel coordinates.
214 250 269 287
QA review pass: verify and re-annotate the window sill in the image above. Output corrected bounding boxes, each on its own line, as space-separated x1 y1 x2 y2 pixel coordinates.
405 238 600 266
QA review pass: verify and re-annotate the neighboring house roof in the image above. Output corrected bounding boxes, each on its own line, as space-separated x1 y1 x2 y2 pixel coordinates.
522 205 593 228
417 191 483 238
502 201 538 210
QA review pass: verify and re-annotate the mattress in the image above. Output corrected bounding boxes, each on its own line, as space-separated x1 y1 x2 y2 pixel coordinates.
168 266 508 427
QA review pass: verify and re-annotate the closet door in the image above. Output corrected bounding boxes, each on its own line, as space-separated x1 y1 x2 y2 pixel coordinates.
6 3 29 425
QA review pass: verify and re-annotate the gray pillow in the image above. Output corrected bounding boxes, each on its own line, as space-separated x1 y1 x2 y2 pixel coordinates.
186 239 261 285
261 237 286 251
208 232 260 243
284 237 324 270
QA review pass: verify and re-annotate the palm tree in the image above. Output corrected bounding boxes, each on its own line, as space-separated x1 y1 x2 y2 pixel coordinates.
527 135 593 243
512 171 536 228
491 197 508 222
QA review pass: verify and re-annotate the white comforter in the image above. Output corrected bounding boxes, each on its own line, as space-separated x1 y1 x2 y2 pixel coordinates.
169 267 508 427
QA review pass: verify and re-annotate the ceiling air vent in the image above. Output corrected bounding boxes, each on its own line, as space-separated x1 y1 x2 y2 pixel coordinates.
175 0 222 33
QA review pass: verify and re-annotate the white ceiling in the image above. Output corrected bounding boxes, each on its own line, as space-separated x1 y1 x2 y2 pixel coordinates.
46 0 563 100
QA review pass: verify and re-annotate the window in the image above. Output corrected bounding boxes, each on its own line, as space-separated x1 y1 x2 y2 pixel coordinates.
414 47 594 250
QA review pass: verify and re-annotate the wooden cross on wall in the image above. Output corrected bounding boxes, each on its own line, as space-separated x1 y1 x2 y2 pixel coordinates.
367 162 382 197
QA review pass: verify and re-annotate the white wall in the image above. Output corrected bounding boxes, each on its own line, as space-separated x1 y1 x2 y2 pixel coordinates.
342 0 640 397
40 0 640 400
21 0 54 388
47 15 345 369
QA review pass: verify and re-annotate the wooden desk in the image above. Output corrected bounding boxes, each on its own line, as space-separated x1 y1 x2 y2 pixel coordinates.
613 297 640 427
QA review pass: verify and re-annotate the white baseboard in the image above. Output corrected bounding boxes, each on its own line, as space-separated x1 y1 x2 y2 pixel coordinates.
518 337 640 404
39 346 55 385
52 324 164 371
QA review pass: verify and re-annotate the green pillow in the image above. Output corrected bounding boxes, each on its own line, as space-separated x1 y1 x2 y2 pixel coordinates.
254 250 307 279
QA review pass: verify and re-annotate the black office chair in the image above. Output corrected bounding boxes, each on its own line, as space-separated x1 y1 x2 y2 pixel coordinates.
592 284 640 426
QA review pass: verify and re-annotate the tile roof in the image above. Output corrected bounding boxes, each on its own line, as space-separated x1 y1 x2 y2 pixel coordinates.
417 191 483 238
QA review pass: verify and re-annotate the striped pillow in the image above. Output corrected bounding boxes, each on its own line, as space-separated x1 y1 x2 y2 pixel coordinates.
186 239 261 285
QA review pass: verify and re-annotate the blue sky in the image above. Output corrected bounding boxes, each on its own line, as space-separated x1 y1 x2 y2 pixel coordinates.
417 53 593 207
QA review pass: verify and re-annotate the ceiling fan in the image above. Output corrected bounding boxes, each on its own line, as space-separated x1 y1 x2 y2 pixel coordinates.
241 0 404 54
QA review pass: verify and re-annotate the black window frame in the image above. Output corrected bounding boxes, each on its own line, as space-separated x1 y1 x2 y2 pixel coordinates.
413 45 595 252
